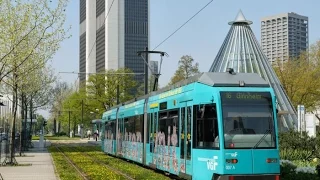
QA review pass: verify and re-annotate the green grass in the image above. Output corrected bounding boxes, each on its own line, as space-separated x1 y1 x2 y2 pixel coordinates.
75 146 171 180
49 144 171 180
32 135 80 141
32 136 40 140
45 136 80 140
48 146 83 180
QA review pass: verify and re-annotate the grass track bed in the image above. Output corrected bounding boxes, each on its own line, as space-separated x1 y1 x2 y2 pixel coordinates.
48 146 83 180
58 146 126 180
74 146 171 180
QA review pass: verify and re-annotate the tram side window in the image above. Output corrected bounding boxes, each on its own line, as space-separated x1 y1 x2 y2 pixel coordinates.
123 115 144 142
135 115 144 142
104 122 109 139
112 121 117 140
158 110 179 147
193 104 219 149
105 121 116 140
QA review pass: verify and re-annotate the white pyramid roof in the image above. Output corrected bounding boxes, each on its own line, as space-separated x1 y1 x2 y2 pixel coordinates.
209 10 298 130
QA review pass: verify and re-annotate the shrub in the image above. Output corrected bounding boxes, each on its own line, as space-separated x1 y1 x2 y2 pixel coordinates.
280 160 319 180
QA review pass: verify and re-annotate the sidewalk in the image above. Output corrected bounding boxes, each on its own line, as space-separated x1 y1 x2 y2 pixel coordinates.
0 141 57 180
80 138 101 145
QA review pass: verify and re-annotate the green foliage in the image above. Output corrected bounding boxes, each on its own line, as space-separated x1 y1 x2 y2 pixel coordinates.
168 55 200 86
51 68 138 132
86 68 137 110
0 0 71 83
280 160 318 180
35 114 45 133
292 160 318 168
58 91 84 131
273 40 320 111
279 130 320 179
279 130 316 161
49 145 171 180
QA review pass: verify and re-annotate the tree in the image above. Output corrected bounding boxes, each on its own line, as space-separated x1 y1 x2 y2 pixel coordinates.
34 114 45 134
50 81 73 134
168 55 200 85
85 68 137 111
273 40 320 111
0 0 71 84
59 91 83 136
0 0 70 164
52 68 138 137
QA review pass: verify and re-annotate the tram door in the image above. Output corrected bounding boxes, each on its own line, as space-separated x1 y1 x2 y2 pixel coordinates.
180 101 193 176
149 108 158 168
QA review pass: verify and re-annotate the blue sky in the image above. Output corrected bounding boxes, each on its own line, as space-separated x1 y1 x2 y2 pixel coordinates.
42 0 319 117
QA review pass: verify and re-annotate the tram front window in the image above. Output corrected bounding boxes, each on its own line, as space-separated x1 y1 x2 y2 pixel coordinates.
220 92 276 149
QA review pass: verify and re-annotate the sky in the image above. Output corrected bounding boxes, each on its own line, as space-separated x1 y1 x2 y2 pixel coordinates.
39 0 320 118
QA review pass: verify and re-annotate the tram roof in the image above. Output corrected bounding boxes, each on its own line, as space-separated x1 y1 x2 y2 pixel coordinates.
121 72 270 105
156 72 270 93
91 119 102 124
194 72 270 87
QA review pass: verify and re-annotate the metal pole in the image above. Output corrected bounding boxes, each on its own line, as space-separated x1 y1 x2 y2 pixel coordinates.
144 47 148 95
68 111 71 138
81 100 84 139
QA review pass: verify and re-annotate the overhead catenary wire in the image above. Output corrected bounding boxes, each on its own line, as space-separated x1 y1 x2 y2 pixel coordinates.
152 0 214 50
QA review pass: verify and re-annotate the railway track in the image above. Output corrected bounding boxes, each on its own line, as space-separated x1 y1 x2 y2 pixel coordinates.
54 145 89 180
68 144 181 180
71 145 135 180
53 142 136 180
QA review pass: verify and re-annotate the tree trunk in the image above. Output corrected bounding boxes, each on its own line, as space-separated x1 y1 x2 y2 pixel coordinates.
10 72 18 164
24 97 28 147
29 97 33 136
19 93 24 155
73 120 76 137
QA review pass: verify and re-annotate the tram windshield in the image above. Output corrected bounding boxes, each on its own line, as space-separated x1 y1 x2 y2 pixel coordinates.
220 92 276 149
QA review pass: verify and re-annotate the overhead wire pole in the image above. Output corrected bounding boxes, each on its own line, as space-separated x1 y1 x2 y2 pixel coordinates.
81 99 84 139
137 49 168 92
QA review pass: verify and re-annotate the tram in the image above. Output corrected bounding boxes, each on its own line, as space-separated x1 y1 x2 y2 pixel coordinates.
101 70 280 180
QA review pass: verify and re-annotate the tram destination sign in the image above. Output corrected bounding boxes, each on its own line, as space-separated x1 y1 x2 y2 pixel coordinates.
221 92 271 103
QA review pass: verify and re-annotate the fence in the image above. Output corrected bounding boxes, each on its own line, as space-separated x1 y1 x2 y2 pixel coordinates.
0 126 25 166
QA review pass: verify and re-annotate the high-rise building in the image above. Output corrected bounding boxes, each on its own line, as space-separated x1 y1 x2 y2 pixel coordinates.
79 0 149 83
261 12 308 65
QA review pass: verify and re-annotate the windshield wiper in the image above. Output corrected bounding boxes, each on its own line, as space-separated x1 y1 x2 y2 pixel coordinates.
252 129 271 149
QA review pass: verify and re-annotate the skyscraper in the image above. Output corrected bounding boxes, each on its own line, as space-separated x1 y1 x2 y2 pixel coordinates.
209 11 298 130
79 0 149 83
261 12 308 65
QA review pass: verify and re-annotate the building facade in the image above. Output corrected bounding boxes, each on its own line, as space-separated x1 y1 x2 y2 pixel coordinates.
79 0 149 83
261 12 308 65
0 94 21 128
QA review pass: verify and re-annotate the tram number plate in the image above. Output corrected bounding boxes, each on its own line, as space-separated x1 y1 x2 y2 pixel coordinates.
225 165 235 170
